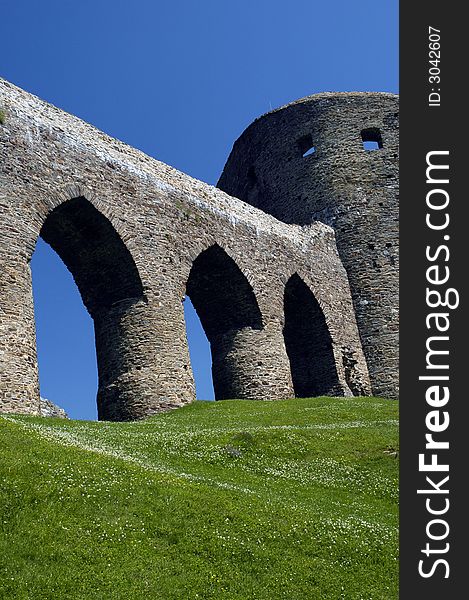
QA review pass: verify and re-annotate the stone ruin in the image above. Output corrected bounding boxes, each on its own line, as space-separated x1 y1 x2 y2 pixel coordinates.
0 79 398 421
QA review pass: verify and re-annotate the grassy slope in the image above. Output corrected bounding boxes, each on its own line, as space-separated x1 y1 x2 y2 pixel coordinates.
0 398 398 600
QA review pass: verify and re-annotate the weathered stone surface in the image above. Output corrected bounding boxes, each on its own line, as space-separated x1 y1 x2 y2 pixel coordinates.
0 79 378 421
39 397 68 419
218 93 399 399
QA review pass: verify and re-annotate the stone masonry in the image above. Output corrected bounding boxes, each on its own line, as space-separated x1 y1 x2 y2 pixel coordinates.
218 93 399 399
0 79 396 421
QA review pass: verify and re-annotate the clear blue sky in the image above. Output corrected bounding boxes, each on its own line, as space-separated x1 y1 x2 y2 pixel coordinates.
1 0 398 420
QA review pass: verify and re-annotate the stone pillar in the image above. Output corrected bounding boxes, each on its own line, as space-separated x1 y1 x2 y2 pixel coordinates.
211 321 294 400
0 256 40 415
95 298 195 421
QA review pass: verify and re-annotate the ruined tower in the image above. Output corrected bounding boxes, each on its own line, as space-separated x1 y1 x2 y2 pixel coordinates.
218 93 399 399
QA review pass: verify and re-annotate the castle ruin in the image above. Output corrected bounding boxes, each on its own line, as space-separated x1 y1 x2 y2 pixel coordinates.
0 79 398 421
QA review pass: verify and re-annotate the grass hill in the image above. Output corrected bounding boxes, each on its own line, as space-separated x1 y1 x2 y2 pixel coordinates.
0 397 398 599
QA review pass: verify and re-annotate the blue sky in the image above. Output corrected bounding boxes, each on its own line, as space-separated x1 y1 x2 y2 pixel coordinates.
1 0 398 419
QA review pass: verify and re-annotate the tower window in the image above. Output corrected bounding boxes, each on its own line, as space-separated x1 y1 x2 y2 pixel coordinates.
361 128 383 150
297 134 316 157
247 166 257 185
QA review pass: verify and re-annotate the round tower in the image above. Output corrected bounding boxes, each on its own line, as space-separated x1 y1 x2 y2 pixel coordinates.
218 93 399 399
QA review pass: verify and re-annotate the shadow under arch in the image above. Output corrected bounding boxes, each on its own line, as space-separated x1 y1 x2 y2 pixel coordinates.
283 273 340 397
186 243 263 399
38 196 146 419
40 196 145 316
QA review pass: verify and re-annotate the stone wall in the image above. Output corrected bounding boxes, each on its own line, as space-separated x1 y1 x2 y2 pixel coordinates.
39 397 68 419
218 93 399 399
0 79 370 420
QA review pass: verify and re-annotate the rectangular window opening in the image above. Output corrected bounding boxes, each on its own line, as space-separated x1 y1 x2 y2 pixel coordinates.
298 134 316 158
361 127 383 150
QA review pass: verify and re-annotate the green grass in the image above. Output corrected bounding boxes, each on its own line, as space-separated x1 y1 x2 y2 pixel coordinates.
0 397 398 599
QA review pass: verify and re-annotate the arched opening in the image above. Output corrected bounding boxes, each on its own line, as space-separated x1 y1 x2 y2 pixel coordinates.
183 296 214 400
31 239 98 420
283 273 339 397
40 197 145 316
32 196 145 420
186 244 263 399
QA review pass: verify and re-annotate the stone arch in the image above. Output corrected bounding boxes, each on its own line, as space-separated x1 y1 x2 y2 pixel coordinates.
37 196 147 420
39 196 145 316
283 273 340 397
186 243 264 399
